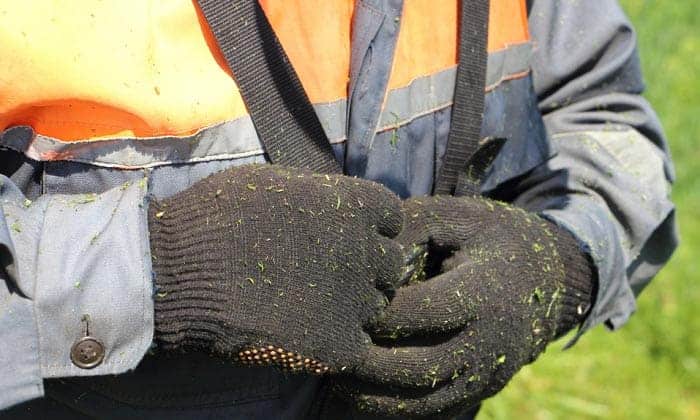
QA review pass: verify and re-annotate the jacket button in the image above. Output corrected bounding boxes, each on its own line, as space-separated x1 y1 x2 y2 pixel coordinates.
70 337 105 369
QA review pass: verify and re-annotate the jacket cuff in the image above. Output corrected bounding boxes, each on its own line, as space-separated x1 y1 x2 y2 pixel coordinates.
4 178 154 385
540 201 628 344
526 129 676 347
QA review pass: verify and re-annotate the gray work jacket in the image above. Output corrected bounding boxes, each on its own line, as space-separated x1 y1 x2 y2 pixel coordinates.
0 0 677 417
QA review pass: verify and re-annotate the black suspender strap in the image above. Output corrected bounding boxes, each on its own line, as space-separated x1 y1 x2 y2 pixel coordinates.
196 0 342 173
433 0 490 196
198 0 490 188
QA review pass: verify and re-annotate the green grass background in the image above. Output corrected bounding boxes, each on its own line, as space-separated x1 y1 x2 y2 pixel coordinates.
480 1 699 419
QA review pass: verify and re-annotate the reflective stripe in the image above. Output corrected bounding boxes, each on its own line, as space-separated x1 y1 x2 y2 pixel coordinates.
315 101 347 143
1 120 263 169
484 42 532 91
0 42 530 168
0 101 348 169
378 42 531 131
379 67 456 130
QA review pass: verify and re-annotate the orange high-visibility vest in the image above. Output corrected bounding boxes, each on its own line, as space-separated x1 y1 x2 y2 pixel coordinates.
0 0 528 143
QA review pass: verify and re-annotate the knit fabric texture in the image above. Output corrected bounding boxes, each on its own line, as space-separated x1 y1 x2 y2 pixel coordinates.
148 164 405 374
336 195 595 418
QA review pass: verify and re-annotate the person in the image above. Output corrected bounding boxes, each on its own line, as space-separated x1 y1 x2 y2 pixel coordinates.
0 0 677 418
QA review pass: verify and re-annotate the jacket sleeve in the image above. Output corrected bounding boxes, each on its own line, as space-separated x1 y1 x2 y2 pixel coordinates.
511 0 677 338
0 174 154 409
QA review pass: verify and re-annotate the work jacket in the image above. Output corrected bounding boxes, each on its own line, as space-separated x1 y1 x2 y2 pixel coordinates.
0 0 676 418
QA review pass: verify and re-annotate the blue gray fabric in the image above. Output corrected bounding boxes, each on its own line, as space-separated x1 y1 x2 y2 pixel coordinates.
522 0 677 337
0 0 677 417
0 174 153 408
0 179 43 408
345 0 403 176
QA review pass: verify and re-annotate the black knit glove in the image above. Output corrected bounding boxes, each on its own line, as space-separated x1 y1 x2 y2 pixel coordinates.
148 164 408 376
334 195 595 418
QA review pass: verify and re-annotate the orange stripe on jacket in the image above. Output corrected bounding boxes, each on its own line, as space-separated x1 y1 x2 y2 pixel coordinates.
0 0 528 142
258 1 353 104
388 0 529 90
0 0 245 140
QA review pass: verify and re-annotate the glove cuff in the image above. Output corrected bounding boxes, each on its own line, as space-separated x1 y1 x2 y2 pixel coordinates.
550 223 597 337
148 197 232 352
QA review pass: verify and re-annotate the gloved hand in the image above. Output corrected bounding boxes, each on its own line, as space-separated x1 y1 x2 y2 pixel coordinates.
148 164 407 376
334 195 595 418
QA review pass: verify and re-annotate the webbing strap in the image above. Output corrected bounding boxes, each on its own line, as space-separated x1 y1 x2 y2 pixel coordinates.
198 0 490 186
196 0 342 173
433 0 490 196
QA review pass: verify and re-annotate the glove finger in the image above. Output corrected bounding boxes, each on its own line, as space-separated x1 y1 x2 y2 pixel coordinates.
329 175 404 238
335 358 497 419
370 263 479 338
397 195 505 250
394 198 433 247
356 326 479 388
367 236 408 291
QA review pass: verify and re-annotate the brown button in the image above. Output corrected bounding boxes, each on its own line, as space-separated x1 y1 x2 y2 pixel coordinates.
70 336 105 369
